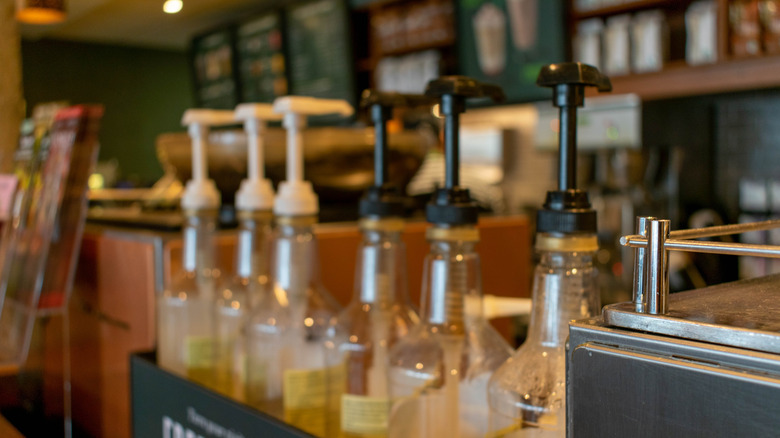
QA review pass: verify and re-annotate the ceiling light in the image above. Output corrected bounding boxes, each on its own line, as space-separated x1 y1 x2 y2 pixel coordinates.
15 0 66 24
163 0 183 14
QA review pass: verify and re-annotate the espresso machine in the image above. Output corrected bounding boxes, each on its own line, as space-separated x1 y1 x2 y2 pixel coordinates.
566 216 780 437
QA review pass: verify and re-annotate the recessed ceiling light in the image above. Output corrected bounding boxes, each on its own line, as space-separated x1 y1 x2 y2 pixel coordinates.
163 0 183 14
16 0 67 24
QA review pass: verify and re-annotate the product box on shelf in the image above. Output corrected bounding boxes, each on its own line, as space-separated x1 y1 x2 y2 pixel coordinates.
131 352 312 438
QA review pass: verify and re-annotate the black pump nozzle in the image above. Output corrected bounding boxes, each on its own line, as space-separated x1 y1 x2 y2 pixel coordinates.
359 90 436 218
424 76 506 226
537 62 612 192
535 62 611 234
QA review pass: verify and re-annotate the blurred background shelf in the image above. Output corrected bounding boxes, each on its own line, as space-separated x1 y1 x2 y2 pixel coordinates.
573 0 682 19
587 55 780 100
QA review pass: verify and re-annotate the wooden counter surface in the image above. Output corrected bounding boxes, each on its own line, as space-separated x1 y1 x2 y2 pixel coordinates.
0 414 23 438
0 364 19 376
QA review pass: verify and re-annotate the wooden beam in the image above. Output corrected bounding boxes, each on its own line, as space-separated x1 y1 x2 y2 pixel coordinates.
0 0 24 173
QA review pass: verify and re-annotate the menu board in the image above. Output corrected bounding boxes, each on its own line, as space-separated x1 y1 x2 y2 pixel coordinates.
191 28 239 109
286 0 355 107
349 0 376 8
236 11 288 103
457 0 566 103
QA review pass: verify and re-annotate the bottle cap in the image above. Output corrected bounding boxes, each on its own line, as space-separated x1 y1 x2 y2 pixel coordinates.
536 190 598 234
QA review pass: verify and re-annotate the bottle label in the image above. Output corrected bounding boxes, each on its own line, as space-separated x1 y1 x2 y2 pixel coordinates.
341 394 390 436
284 367 328 408
185 336 214 369
283 364 346 437
185 336 215 387
488 413 559 437
245 359 268 403
282 367 327 437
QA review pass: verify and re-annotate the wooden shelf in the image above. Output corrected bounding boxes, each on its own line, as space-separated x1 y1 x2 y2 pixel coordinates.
356 57 374 72
573 0 681 20
587 55 780 100
379 37 454 57
356 37 452 74
0 363 19 376
352 0 403 11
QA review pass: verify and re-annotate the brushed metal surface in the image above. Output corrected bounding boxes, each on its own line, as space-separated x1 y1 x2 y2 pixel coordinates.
603 273 780 354
567 321 780 438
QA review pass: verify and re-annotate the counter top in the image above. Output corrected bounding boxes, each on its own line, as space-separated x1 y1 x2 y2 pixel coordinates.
0 414 23 438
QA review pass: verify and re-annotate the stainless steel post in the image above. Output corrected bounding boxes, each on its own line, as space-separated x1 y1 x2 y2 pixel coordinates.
632 216 653 313
645 219 670 314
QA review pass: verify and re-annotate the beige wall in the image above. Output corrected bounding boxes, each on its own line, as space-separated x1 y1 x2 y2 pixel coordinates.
0 0 23 173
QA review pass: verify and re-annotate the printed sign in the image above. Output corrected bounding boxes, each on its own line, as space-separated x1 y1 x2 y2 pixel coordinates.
131 353 313 438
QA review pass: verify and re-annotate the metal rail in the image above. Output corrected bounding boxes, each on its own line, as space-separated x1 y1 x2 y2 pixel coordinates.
622 217 780 316
620 218 780 247
622 237 780 258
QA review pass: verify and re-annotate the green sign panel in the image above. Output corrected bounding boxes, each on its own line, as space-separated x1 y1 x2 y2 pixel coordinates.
458 0 566 103
192 29 239 109
236 12 288 103
286 0 355 108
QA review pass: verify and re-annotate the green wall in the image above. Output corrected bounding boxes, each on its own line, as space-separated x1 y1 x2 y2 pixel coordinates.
21 39 194 185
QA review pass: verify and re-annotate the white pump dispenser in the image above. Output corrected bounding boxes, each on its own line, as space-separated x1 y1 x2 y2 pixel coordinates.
158 108 234 388
209 104 282 399
271 96 354 216
180 109 236 210
243 96 353 436
234 104 283 211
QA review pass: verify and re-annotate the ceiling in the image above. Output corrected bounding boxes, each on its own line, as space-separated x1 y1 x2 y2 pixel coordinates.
18 0 273 51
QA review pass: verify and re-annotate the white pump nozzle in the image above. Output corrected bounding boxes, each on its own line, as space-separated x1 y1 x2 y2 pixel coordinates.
180 109 236 211
234 104 283 211
271 96 355 216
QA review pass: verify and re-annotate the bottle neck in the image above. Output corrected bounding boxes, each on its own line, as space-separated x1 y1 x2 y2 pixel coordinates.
182 210 218 275
355 227 407 305
420 236 483 335
235 214 273 281
272 220 320 297
525 246 600 347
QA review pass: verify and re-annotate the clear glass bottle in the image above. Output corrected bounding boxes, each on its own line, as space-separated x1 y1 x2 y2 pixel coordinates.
244 215 341 438
388 227 513 438
326 218 419 438
487 235 600 437
157 209 220 388
213 210 273 400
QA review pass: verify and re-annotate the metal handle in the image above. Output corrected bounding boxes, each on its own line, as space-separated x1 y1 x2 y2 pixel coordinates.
623 217 780 315
621 218 780 246
622 236 780 258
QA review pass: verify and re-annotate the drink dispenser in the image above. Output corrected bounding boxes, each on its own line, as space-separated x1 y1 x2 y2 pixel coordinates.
387 76 512 438
487 62 612 437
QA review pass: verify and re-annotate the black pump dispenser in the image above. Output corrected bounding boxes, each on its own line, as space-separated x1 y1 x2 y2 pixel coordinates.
423 76 506 226
359 90 436 218
535 62 612 234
